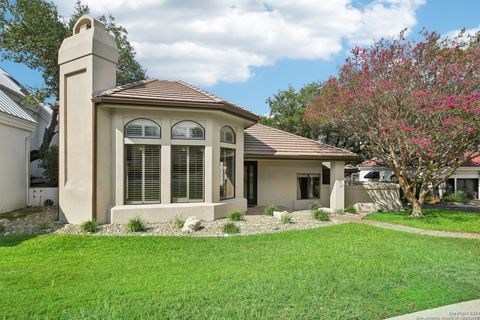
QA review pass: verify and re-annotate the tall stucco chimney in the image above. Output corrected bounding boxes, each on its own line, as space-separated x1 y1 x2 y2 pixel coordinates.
58 16 118 224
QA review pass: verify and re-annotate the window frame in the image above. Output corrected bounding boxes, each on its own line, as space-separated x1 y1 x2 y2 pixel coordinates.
124 118 161 139
220 125 236 144
124 144 162 205
220 147 236 200
171 145 205 203
297 173 321 200
171 120 205 140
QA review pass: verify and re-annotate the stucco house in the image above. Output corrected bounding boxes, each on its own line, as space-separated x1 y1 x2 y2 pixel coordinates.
59 16 387 224
357 157 480 200
0 70 37 212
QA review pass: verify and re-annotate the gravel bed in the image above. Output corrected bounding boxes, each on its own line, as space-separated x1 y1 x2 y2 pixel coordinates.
1 207 354 237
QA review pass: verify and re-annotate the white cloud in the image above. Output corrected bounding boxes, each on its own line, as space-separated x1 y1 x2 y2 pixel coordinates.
444 25 480 39
55 0 425 86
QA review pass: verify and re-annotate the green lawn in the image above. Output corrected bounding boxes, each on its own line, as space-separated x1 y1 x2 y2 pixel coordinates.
1 224 479 319
363 209 480 233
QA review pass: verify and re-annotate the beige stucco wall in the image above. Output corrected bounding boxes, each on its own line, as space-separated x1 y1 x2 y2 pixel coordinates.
0 115 33 212
345 183 402 211
99 105 249 223
255 159 325 211
58 16 118 224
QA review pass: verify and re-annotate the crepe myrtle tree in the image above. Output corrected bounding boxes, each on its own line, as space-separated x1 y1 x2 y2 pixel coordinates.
306 30 480 217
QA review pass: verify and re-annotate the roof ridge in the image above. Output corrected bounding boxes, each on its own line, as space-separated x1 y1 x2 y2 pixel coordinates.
175 80 223 102
254 123 357 156
93 78 157 97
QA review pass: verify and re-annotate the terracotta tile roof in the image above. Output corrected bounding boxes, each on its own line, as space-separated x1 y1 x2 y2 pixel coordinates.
463 154 480 167
93 79 258 122
357 159 386 168
244 124 359 161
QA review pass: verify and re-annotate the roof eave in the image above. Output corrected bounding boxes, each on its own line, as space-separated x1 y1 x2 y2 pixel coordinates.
244 153 360 161
92 96 259 122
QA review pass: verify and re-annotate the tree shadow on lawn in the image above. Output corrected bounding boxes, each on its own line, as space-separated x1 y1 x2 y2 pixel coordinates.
0 234 40 247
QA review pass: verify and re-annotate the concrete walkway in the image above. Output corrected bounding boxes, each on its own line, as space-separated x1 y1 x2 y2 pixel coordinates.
334 215 480 239
386 298 480 319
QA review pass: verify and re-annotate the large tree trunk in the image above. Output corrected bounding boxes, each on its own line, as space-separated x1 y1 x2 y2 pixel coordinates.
30 104 58 162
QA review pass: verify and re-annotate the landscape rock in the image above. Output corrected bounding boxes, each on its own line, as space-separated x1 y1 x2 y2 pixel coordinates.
182 216 202 232
0 218 9 226
353 203 380 213
273 211 289 220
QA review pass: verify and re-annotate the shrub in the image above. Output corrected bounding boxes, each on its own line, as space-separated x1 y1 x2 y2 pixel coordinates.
36 221 51 231
443 191 469 204
309 201 321 211
222 222 240 234
80 220 97 233
280 213 293 224
264 204 278 216
312 210 330 221
39 145 58 187
228 211 244 221
0 224 4 233
172 216 184 229
344 205 357 214
127 217 146 232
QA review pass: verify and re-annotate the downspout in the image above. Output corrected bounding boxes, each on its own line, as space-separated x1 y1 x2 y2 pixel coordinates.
25 136 31 207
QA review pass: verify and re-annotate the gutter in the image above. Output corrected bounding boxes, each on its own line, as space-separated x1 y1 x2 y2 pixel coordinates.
25 136 31 207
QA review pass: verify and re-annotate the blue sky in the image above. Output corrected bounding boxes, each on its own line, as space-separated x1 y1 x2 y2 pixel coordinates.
1 0 479 115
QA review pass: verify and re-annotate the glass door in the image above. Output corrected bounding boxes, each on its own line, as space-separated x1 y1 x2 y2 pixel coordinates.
244 161 257 206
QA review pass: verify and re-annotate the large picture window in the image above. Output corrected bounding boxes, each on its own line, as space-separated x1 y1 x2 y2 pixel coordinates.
220 148 235 200
171 121 205 140
125 144 161 204
171 145 204 202
297 173 320 200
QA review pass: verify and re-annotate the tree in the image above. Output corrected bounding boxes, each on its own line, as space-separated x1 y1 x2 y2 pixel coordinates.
0 0 146 163
261 83 367 158
307 30 480 216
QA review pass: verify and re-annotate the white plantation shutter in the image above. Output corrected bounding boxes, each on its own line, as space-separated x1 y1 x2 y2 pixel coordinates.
125 144 161 204
220 126 236 144
171 145 204 202
171 121 205 140
125 119 161 138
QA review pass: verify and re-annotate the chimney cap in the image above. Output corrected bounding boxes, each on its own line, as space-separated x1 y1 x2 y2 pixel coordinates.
72 15 106 35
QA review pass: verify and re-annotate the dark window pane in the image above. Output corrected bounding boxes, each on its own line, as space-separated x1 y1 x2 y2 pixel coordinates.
220 148 235 199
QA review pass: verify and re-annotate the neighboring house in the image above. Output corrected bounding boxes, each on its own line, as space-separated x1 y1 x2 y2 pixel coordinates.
59 16 404 224
0 80 36 212
357 157 480 200
0 68 57 184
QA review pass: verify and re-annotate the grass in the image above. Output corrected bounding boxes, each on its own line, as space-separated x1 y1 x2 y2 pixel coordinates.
363 209 480 234
126 217 147 232
0 206 43 221
312 209 331 221
172 216 184 229
264 204 278 216
0 224 479 319
80 220 97 233
222 222 240 234
280 213 293 224
228 211 244 221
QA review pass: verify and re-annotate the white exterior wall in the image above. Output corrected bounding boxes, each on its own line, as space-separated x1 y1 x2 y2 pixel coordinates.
0 115 34 212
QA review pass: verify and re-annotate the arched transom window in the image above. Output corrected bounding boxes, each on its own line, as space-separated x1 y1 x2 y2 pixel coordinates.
220 126 235 144
171 121 205 140
125 119 161 138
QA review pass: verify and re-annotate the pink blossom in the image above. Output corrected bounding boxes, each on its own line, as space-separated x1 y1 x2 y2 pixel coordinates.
400 125 415 132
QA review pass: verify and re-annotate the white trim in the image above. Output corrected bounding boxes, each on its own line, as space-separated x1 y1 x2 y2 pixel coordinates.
0 112 36 131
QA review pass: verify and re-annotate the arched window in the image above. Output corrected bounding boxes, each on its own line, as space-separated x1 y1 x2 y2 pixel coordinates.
220 126 236 144
171 121 205 140
125 119 161 138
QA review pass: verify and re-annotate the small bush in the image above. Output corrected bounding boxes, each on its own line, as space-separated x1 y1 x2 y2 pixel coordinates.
309 201 321 211
312 210 330 221
228 211 244 221
344 205 357 214
172 216 184 229
0 224 4 233
280 213 293 224
222 222 240 234
36 221 51 231
127 217 146 232
443 191 469 204
80 220 97 233
264 204 278 216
